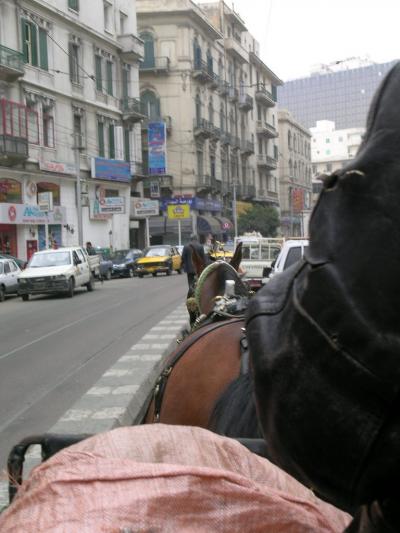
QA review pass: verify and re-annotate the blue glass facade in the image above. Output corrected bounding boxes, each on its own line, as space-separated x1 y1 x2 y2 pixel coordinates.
278 60 398 129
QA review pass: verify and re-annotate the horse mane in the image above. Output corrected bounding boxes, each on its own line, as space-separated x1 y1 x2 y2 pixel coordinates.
208 373 262 439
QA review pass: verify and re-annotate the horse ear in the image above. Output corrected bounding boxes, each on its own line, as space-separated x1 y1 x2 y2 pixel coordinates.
191 245 206 276
230 242 242 271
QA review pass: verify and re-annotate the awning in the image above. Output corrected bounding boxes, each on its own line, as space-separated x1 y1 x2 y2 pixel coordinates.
215 216 234 232
149 216 193 235
197 215 222 235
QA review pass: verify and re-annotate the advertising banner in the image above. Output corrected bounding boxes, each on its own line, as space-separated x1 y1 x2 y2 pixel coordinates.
291 188 304 213
167 204 190 219
39 160 76 175
91 157 131 183
148 122 167 175
0 203 65 224
131 198 159 217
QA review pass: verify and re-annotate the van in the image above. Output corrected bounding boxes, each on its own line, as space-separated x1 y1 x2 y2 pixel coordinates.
268 239 309 279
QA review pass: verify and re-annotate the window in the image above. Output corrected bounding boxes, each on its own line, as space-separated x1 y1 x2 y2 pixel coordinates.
0 100 28 141
195 94 201 123
141 32 155 68
193 38 201 69
108 123 115 159
122 67 129 100
68 0 79 11
37 182 60 206
73 113 84 148
21 19 48 70
104 2 113 32
197 151 203 176
119 11 127 33
106 60 113 96
141 90 160 120
124 128 130 162
0 178 22 203
95 55 102 91
210 155 215 178
27 106 39 144
97 120 105 157
69 42 80 84
208 99 213 124
43 113 54 147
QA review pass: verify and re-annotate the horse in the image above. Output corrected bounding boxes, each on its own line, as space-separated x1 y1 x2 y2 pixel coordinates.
143 242 257 434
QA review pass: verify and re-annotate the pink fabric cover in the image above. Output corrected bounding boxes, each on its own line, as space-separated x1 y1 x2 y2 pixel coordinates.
0 424 351 532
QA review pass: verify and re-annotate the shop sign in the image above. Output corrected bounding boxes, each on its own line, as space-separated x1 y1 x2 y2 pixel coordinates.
91 157 131 183
160 197 193 210
38 191 53 212
98 197 125 214
160 196 221 212
0 203 65 224
39 160 76 175
148 122 167 175
150 181 160 198
131 199 159 217
167 204 190 219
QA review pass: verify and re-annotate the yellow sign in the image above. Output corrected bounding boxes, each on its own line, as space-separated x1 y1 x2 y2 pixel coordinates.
236 201 252 216
167 204 190 219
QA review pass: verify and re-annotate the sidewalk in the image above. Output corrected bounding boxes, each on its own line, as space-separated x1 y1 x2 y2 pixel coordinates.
0 304 189 510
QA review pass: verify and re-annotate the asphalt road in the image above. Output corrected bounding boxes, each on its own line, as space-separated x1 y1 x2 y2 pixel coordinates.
0 273 187 471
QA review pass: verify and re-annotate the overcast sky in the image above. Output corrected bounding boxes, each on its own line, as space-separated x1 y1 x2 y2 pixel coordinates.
197 0 400 81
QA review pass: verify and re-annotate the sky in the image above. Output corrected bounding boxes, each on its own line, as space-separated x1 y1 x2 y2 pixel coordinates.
197 0 400 81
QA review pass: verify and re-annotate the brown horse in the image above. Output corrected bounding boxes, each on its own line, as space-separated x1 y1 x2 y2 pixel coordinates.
143 243 253 431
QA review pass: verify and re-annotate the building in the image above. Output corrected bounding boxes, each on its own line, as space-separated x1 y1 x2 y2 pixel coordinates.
0 0 143 261
277 109 312 237
278 59 398 130
310 119 364 204
136 0 282 244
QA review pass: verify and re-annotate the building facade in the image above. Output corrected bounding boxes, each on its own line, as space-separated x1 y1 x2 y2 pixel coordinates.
310 119 364 204
0 0 143 261
277 109 312 237
278 59 398 130
136 0 282 244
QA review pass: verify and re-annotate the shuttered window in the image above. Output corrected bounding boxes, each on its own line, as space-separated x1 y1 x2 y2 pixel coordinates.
124 128 130 162
95 55 102 91
106 61 113 96
108 124 115 159
38 28 48 70
69 43 80 84
98 121 105 157
21 18 48 70
68 0 79 11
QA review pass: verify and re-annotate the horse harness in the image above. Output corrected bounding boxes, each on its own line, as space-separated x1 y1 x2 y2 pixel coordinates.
151 313 248 423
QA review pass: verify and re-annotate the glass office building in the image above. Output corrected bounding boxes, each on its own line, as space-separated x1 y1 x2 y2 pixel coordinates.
278 60 398 130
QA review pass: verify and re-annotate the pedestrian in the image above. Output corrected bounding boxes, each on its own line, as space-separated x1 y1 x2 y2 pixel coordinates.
181 234 205 290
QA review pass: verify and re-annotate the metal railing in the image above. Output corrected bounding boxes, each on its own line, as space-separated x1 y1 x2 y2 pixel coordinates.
140 56 170 71
238 93 253 110
0 44 24 74
255 84 275 104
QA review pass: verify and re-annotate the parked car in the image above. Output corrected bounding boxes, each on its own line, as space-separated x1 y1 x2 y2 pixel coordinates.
0 254 27 270
0 258 22 301
135 245 182 277
111 249 143 278
267 239 309 281
18 247 96 300
98 253 113 280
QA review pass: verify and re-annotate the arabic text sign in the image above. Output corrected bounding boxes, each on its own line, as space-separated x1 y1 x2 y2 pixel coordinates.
148 122 167 175
0 203 65 224
167 204 190 219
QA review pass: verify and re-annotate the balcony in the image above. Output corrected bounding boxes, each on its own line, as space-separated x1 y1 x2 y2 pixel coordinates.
257 154 278 170
228 86 238 102
240 140 255 155
255 84 276 107
120 97 146 123
0 134 28 166
140 56 170 74
118 34 144 62
238 93 253 111
230 135 241 150
242 184 256 199
256 120 278 138
217 79 229 96
141 116 172 135
220 132 231 145
144 174 173 191
224 37 249 64
193 118 215 139
197 174 212 190
0 45 24 82
192 59 213 83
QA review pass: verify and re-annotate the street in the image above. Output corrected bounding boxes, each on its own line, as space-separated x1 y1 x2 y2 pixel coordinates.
0 274 187 470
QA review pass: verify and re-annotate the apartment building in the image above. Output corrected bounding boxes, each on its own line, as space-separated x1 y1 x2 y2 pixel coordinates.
277 109 312 237
0 0 143 260
136 0 282 244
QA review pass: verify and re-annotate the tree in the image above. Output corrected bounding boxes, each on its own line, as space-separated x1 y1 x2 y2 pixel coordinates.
237 204 280 236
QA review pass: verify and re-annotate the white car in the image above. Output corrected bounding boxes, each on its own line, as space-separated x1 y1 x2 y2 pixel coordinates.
18 247 95 300
267 239 309 281
0 258 22 302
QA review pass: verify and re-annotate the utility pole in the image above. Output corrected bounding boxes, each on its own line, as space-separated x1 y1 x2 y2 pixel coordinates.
74 133 83 246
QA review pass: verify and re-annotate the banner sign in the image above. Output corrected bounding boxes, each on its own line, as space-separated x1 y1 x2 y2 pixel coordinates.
39 160 76 175
148 122 167 175
291 188 304 213
38 191 53 212
131 198 159 217
0 203 65 224
150 181 160 198
167 204 190 219
91 157 131 183
160 196 221 212
98 197 125 214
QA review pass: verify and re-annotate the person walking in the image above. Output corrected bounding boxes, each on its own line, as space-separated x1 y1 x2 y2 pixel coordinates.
181 234 205 290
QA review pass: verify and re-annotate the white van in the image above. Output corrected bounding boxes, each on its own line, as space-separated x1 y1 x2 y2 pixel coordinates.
268 239 309 280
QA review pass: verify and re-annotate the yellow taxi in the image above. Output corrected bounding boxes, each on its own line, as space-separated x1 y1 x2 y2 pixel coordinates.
135 245 182 278
207 242 234 262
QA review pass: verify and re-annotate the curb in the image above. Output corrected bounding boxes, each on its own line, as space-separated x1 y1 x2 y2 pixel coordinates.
0 304 189 510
